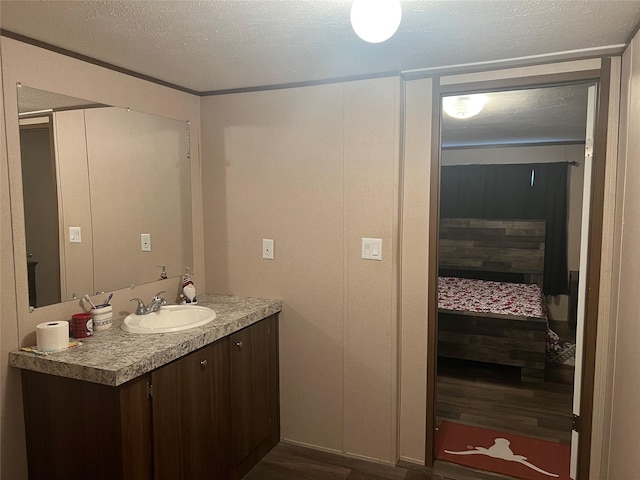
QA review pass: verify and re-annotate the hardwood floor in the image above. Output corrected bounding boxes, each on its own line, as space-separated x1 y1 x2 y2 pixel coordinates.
242 361 573 480
243 322 575 480
436 357 574 444
244 442 525 480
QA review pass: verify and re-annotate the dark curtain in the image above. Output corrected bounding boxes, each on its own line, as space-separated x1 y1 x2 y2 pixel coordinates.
440 162 569 295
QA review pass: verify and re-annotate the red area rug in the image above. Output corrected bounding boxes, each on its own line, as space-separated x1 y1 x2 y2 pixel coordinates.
435 421 571 480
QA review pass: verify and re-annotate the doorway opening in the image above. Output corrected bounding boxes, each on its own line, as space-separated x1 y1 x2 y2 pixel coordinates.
428 78 602 480
19 117 61 308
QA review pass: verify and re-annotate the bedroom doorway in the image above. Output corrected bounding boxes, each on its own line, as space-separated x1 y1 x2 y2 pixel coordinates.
431 79 600 480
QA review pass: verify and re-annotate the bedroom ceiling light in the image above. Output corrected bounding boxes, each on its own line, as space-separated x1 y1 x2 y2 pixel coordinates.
350 0 402 44
443 95 488 119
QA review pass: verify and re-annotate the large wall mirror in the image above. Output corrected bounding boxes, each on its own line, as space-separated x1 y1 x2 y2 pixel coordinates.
17 85 193 309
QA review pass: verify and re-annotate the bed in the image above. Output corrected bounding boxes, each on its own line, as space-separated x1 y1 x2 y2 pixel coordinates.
437 218 550 382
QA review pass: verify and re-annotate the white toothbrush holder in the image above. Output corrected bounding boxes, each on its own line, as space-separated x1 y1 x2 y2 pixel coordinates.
92 304 113 331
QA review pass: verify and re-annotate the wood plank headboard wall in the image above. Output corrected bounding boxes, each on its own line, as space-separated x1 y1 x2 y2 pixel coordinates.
439 218 546 277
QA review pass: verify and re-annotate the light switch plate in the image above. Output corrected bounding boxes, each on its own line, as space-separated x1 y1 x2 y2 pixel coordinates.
361 238 382 261
69 226 82 243
262 239 274 260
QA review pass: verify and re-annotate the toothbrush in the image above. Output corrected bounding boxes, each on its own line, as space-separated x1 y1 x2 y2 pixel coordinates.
84 294 97 309
103 293 113 305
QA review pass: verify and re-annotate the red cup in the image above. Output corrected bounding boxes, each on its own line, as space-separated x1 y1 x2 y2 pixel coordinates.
71 312 93 339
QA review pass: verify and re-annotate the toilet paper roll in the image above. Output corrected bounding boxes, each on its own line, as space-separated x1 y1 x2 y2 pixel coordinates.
36 321 69 352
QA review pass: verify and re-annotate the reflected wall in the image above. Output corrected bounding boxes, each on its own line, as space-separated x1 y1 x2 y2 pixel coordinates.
18 86 192 308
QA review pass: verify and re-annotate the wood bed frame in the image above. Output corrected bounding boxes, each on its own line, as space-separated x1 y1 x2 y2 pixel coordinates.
437 218 548 382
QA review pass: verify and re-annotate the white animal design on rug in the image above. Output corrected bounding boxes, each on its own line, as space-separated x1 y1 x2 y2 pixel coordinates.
444 437 559 477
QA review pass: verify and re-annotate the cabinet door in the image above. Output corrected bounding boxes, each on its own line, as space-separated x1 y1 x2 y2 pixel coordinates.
250 317 272 447
152 338 230 480
265 315 280 445
230 325 255 465
230 315 280 479
21 370 152 480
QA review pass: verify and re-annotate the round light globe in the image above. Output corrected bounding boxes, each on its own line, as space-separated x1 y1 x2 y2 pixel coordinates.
443 95 488 119
351 0 402 44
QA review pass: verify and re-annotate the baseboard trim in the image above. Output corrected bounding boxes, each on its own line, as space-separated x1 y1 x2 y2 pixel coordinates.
398 457 426 467
279 438 396 466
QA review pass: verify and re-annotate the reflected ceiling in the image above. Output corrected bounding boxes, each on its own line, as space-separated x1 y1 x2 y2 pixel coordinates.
17 87 102 114
442 84 590 148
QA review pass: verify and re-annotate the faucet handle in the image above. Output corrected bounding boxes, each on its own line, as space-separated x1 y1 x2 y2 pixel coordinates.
152 290 166 301
130 298 147 315
151 291 168 310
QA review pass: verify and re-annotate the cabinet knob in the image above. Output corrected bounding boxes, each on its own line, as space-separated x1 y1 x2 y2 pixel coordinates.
236 341 243 349
200 359 208 367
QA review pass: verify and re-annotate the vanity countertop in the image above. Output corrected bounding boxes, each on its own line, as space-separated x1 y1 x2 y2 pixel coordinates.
9 294 282 387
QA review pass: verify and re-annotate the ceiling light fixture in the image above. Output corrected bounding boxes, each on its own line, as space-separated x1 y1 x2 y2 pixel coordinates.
350 0 402 44
443 95 488 119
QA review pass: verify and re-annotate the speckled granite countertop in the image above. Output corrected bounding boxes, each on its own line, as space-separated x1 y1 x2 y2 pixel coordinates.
9 294 282 387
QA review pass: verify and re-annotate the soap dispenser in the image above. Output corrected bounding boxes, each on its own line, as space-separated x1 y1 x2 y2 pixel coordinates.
157 265 168 280
180 268 197 304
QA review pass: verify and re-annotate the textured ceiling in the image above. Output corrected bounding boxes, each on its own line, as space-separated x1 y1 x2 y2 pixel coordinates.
1 1 640 93
16 87 101 114
442 83 591 147
2 1 637 146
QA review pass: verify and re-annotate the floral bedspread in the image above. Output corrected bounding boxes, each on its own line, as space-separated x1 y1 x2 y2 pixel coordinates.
437 276 546 318
438 277 561 353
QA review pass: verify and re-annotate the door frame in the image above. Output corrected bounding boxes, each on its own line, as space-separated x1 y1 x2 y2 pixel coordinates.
424 61 612 480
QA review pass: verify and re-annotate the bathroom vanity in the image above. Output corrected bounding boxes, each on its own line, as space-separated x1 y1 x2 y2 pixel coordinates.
10 294 282 480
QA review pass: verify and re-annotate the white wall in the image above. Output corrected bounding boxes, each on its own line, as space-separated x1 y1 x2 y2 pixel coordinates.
399 77 432 463
201 78 400 463
51 107 192 301
0 35 16 478
607 30 640 479
85 107 192 295
53 110 94 300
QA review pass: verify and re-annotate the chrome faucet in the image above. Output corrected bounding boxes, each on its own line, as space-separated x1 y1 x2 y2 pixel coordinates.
130 291 167 315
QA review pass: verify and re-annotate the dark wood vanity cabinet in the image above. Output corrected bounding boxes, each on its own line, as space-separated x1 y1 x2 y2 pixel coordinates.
152 337 231 480
21 371 153 480
230 314 280 480
20 314 279 480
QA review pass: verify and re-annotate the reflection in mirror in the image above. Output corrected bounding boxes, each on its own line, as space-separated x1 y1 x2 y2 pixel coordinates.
20 115 59 307
17 85 193 309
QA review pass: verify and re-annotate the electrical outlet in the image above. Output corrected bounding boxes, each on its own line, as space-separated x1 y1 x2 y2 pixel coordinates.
141 233 152 252
262 239 274 260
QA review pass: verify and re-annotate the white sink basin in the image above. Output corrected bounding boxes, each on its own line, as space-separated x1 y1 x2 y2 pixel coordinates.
121 305 217 334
